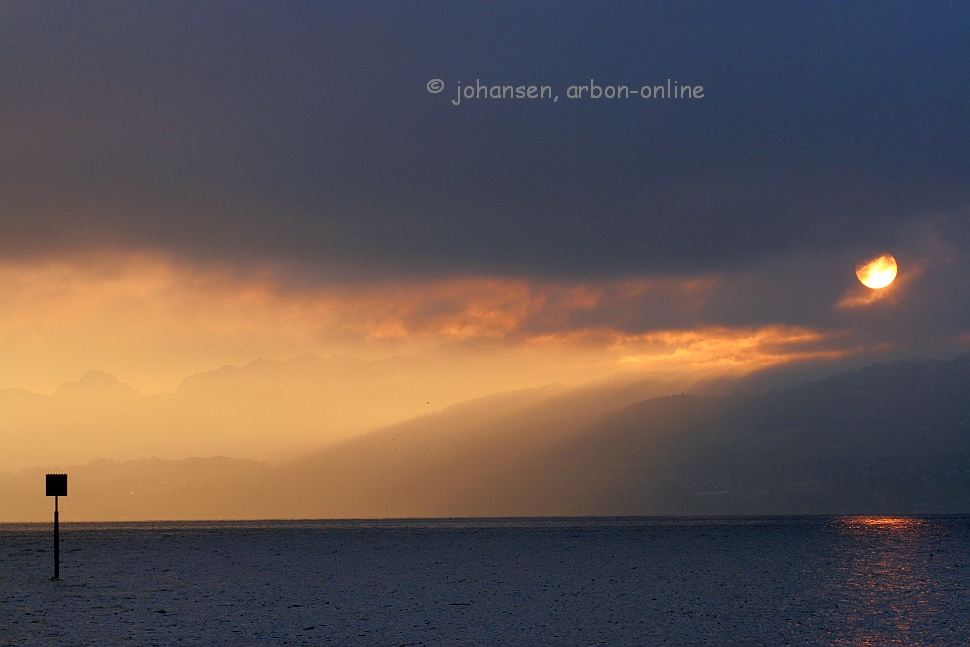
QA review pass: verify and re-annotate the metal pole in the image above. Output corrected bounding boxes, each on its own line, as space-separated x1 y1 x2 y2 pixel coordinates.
53 495 59 580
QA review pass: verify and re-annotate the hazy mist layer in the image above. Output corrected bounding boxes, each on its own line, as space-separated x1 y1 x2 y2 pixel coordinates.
4 355 969 521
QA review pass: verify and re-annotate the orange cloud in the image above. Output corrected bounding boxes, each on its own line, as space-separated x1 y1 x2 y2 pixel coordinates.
0 252 847 394
615 326 847 374
320 275 718 341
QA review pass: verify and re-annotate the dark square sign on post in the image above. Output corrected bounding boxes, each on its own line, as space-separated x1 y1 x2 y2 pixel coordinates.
46 473 67 580
46 473 67 497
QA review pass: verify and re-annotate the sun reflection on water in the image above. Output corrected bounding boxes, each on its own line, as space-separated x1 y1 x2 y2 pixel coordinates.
829 516 937 646
843 516 920 530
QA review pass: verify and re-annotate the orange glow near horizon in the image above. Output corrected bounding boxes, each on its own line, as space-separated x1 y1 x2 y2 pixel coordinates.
0 252 852 394
0 252 870 474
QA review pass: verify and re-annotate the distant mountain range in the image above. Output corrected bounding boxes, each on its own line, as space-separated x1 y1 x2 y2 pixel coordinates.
0 342 688 472
4 355 970 520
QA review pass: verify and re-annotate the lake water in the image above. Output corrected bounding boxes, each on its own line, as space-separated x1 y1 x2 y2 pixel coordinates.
2 517 969 646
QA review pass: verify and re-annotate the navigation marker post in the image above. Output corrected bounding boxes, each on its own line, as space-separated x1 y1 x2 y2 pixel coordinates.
46 474 67 580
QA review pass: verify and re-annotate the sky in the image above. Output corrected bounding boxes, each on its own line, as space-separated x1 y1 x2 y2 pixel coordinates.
0 1 968 401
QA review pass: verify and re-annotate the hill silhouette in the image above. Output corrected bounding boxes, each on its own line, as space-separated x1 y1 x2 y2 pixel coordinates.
3 355 970 520
0 342 693 472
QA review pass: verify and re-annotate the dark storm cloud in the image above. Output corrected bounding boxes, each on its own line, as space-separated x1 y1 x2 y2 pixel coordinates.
0 1 968 277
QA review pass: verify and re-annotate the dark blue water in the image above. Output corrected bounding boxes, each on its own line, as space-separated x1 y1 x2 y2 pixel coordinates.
2 517 969 646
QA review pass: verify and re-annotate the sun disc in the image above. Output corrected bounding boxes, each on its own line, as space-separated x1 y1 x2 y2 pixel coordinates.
855 254 897 289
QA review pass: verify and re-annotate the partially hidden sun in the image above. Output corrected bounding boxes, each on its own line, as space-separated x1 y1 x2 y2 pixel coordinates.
856 254 898 289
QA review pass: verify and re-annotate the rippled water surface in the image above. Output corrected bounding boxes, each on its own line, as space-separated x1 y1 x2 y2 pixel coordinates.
2 516 969 646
